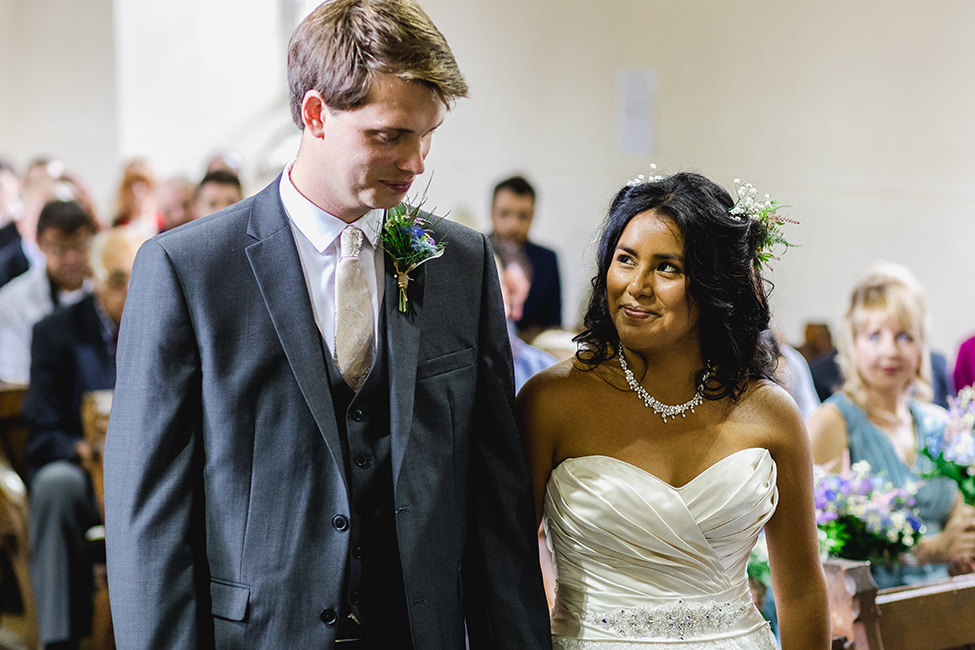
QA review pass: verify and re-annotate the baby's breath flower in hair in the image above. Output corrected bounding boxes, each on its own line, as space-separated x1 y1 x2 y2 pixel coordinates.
626 163 664 187
729 178 798 268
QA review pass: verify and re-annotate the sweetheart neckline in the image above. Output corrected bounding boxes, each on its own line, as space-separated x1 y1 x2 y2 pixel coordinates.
555 447 772 491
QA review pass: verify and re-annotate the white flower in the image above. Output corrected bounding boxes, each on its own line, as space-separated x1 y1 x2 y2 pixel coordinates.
851 460 872 474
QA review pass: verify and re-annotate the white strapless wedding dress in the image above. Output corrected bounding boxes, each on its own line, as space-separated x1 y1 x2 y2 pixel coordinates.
544 448 778 649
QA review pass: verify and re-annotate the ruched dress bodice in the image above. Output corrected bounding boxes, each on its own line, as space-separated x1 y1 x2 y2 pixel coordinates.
543 448 778 649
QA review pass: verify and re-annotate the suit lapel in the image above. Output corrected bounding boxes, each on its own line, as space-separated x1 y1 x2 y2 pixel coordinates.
385 245 425 487
244 182 346 482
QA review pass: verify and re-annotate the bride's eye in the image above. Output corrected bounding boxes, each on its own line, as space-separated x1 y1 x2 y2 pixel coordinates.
657 261 682 274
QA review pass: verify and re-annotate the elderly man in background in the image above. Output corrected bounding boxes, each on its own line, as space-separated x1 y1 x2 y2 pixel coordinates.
0 200 96 384
493 239 557 393
23 227 142 650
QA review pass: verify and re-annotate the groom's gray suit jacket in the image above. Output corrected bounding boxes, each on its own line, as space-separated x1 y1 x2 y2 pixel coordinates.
104 179 551 649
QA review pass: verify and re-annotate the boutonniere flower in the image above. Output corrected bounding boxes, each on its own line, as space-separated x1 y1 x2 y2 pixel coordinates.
380 201 445 313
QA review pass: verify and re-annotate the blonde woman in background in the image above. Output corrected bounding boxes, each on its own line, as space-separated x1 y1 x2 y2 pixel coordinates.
808 262 975 588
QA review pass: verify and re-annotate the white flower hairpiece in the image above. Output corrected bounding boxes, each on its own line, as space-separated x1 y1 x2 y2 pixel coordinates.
626 163 664 187
624 170 798 269
728 178 798 268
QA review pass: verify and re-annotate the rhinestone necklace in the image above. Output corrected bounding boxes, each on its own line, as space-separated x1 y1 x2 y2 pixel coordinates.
617 349 706 423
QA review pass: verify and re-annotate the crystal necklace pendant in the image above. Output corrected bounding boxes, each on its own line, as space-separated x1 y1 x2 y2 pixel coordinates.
617 349 706 423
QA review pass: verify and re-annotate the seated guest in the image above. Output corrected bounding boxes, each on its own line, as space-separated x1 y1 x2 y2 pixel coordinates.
193 169 243 218
531 328 579 362
23 227 142 650
489 175 561 339
768 331 819 418
798 321 834 363
954 334 975 391
808 347 842 402
494 240 557 392
156 176 196 232
809 344 953 408
3 166 92 289
0 201 96 384
808 262 975 589
111 159 161 236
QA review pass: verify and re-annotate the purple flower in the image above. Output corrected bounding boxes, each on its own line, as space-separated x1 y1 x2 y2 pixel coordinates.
411 233 439 255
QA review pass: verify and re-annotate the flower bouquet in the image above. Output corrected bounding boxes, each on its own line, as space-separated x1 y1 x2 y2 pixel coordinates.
921 386 975 505
814 460 925 565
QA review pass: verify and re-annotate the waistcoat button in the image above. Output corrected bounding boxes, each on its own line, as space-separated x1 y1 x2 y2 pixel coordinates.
320 607 338 625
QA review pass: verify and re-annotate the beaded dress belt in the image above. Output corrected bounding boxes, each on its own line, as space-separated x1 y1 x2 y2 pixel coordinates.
582 599 752 640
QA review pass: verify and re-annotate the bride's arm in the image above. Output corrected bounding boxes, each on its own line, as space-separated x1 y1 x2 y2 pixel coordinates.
516 364 567 525
760 385 831 650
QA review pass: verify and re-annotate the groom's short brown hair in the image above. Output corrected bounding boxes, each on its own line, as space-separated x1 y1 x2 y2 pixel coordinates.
287 0 469 127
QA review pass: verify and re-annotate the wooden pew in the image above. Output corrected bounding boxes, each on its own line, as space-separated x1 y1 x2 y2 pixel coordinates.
0 384 38 649
80 390 114 650
825 558 975 650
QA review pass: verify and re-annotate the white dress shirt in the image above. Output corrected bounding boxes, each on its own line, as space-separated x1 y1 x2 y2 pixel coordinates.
278 164 385 357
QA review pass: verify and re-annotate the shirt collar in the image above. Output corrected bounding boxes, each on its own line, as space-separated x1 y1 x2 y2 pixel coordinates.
278 161 384 253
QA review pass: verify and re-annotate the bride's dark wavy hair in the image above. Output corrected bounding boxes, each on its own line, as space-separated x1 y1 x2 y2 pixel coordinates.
575 172 777 401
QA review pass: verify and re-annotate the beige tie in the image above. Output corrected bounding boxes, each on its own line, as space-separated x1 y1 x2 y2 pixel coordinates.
334 225 374 391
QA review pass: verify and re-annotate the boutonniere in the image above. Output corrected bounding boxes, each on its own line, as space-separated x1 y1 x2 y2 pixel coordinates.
380 201 446 313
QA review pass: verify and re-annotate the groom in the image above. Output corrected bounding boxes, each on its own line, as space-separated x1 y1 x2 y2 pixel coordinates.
103 1 551 648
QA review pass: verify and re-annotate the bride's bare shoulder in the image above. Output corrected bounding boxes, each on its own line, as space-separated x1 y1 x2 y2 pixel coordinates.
520 357 603 395
731 379 808 453
517 358 608 419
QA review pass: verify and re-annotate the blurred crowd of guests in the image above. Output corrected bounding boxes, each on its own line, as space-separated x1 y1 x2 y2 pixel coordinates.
2 153 975 648
0 153 244 650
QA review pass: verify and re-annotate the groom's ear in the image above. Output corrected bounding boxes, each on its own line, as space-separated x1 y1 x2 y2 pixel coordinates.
301 90 327 138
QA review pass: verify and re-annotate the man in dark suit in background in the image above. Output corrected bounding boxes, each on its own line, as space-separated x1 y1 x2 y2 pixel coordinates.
104 1 551 649
489 175 562 340
24 228 142 650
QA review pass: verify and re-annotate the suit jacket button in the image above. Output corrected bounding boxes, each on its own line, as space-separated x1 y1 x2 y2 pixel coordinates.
320 607 338 625
332 514 349 531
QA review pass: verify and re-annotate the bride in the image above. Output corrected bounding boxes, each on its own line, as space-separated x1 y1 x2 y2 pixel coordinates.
517 172 828 649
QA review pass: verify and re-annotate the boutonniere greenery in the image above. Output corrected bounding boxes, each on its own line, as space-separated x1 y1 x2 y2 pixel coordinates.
380 200 445 313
